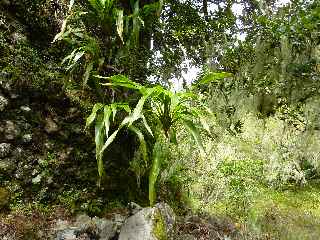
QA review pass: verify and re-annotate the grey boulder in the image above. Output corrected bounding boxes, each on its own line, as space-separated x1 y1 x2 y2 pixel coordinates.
119 203 175 240
55 214 117 240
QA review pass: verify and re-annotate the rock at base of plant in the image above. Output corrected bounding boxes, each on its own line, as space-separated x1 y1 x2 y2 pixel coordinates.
118 202 175 240
92 217 116 240
54 214 117 240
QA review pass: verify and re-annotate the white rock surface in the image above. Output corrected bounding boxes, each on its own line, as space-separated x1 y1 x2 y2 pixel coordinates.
119 203 175 240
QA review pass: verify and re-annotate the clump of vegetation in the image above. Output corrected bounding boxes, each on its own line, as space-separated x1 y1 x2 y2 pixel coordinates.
85 75 210 205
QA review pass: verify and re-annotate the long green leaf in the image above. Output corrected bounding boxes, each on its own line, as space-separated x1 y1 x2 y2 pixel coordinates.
103 105 112 137
157 0 163 16
66 50 85 71
137 16 144 27
101 0 107 8
115 9 124 42
142 115 153 136
53 17 69 43
99 129 119 156
86 103 104 128
118 103 131 113
149 141 162 206
89 0 102 13
95 114 105 177
118 96 147 129
192 108 211 133
83 61 94 87
129 126 148 166
126 86 157 126
199 72 233 84
130 96 147 124
73 51 85 63
98 74 141 90
133 0 140 35
169 128 177 144
62 49 77 65
181 118 205 156
110 103 118 121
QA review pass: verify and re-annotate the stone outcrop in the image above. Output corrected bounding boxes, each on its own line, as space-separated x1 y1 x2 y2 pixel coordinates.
119 203 175 240
54 203 176 240
54 213 121 240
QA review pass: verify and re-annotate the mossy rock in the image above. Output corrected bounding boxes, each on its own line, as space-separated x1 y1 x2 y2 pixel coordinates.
0 187 10 209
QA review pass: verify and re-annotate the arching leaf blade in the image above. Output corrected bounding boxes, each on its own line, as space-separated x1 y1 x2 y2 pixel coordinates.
86 103 104 128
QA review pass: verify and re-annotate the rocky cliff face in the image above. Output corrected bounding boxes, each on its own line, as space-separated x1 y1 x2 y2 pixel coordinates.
0 2 101 210
0 77 100 209
0 1 144 214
